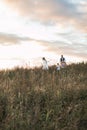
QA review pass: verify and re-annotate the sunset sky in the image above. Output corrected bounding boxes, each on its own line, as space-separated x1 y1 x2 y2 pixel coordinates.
0 0 87 69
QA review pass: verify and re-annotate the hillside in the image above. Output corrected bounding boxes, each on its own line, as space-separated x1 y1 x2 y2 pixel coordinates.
0 62 87 130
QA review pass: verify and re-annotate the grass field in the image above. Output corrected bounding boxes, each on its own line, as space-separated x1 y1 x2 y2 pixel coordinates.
0 62 87 130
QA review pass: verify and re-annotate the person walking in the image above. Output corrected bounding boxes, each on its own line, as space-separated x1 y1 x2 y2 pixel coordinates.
42 57 49 70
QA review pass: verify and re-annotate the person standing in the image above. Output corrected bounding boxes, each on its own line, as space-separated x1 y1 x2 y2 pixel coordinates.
56 63 60 71
42 57 49 70
60 55 66 68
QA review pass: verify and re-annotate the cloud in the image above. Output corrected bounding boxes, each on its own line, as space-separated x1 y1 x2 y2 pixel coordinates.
37 38 87 60
0 32 63 46
0 31 87 61
3 0 87 32
0 33 29 45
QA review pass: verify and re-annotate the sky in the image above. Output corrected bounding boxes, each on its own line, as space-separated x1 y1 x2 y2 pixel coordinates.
0 0 87 69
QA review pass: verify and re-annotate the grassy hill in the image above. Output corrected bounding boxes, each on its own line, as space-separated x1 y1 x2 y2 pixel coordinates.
0 62 87 130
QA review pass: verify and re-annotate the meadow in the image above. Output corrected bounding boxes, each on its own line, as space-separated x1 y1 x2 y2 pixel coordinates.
0 62 87 130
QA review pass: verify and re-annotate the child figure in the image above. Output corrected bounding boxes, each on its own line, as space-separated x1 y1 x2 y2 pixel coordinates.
56 63 60 71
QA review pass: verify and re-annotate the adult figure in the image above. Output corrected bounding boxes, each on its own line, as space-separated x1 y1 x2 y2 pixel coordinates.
42 57 49 70
60 55 66 68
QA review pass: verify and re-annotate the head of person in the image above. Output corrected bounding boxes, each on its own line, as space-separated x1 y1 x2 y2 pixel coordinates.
42 57 45 60
61 55 63 58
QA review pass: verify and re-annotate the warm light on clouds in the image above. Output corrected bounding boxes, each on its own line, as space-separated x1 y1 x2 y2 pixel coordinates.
0 0 87 69
3 0 87 31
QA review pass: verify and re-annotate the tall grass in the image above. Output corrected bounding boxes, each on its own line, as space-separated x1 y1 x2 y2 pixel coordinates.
0 62 87 130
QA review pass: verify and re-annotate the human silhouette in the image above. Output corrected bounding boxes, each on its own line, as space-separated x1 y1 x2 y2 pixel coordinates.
60 55 66 68
42 57 49 70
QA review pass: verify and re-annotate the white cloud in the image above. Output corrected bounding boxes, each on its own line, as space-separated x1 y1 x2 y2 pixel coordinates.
3 0 87 32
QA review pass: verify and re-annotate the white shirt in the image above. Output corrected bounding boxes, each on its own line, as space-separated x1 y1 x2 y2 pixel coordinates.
42 59 49 70
57 64 60 70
